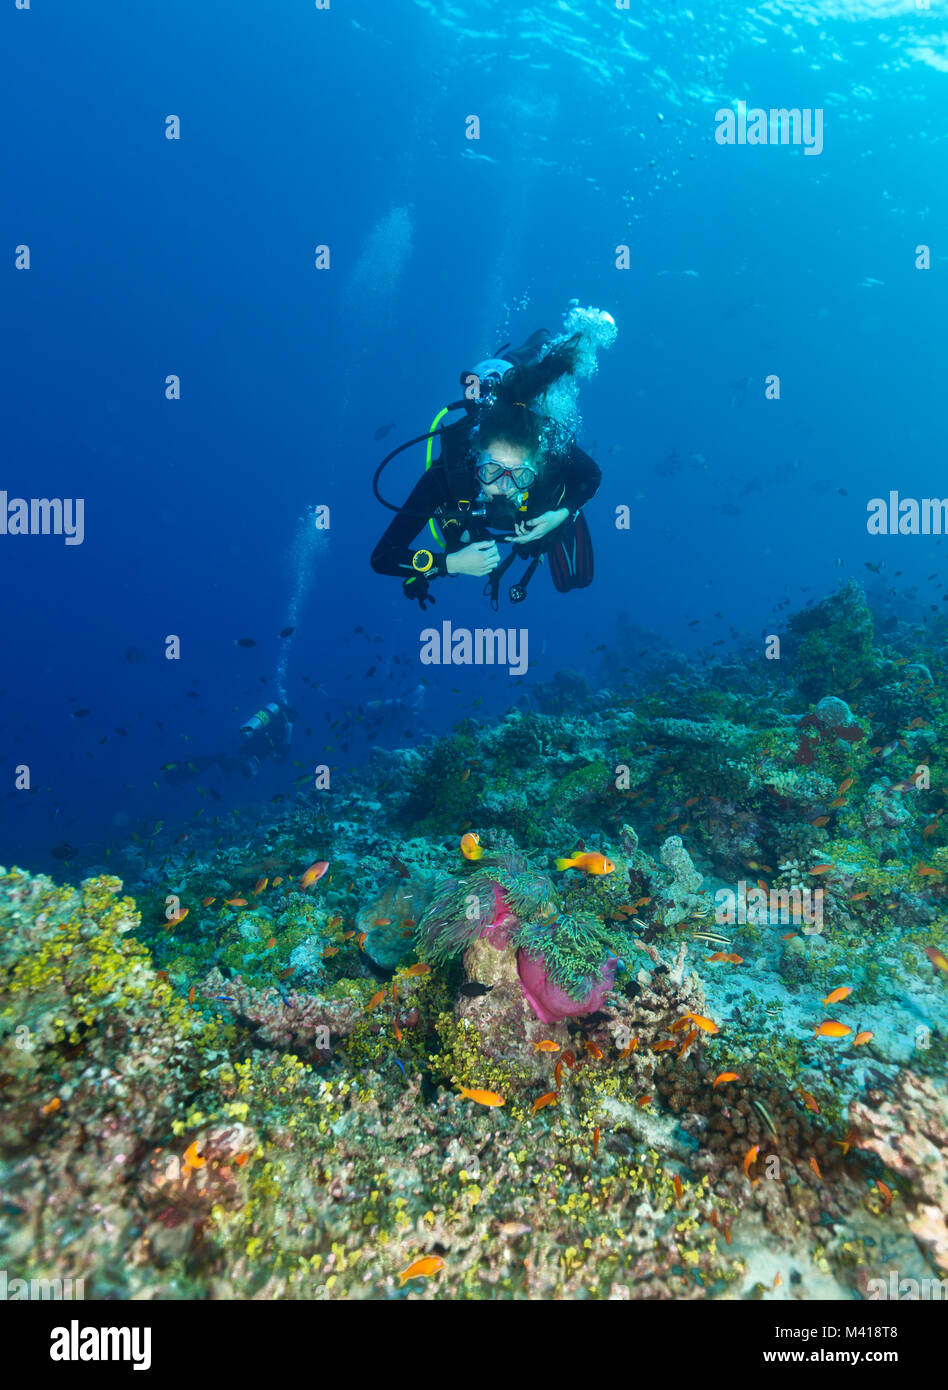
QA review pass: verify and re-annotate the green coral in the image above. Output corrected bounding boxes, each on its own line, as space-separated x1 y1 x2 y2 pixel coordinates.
788 580 879 703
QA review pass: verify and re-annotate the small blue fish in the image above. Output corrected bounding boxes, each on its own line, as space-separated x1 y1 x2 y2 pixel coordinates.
214 995 236 1001
392 1056 407 1077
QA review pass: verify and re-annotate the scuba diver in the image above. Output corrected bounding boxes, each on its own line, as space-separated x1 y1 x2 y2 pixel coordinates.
161 701 294 786
371 311 614 610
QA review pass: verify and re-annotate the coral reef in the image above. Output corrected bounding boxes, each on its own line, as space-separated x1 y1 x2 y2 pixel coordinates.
4 583 948 1301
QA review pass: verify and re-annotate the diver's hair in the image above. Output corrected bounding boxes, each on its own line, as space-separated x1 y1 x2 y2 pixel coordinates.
470 332 583 468
473 400 545 463
475 332 583 465
498 333 582 407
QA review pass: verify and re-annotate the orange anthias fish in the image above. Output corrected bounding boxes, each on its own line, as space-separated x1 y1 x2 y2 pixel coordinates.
653 1039 677 1052
834 1129 857 1157
636 1095 651 1109
823 986 853 1006
402 962 430 978
534 1040 560 1053
814 1020 852 1038
924 946 948 974
554 1059 564 1090
183 1140 206 1170
875 1180 894 1208
253 877 268 895
165 908 189 927
682 1012 719 1035
554 851 615 875
272 876 283 887
398 1255 445 1287
584 1040 604 1060
712 1071 739 1089
300 860 329 889
618 1038 639 1058
458 1086 505 1107
355 932 367 950
744 1145 760 1178
592 1125 600 1158
201 895 216 907
678 1028 698 1059
797 1088 821 1114
41 1097 61 1116
837 777 854 794
531 1091 558 1116
224 897 248 907
460 832 483 861
187 986 196 1009
809 1156 823 1182
367 989 387 1010
809 863 833 875
852 1030 874 1046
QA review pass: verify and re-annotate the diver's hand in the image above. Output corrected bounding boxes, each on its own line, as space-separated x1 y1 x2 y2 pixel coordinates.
506 508 570 543
446 541 501 577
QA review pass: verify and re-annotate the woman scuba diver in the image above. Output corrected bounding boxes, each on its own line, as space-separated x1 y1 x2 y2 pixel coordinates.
371 312 613 610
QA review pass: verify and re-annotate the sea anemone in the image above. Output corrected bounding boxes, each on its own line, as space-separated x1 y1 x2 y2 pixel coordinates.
514 910 620 1023
415 861 558 966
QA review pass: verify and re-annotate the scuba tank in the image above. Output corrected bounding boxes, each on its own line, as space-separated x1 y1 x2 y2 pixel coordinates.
240 703 292 754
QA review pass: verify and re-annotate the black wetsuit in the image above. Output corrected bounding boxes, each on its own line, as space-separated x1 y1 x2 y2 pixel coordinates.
371 414 602 588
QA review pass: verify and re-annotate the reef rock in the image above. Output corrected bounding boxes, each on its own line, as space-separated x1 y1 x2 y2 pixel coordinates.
356 874 440 970
849 1070 948 1273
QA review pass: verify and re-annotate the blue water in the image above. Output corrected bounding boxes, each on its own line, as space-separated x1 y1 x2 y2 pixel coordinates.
3 0 947 873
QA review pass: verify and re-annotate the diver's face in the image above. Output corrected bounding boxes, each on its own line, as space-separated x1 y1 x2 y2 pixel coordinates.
477 441 535 497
